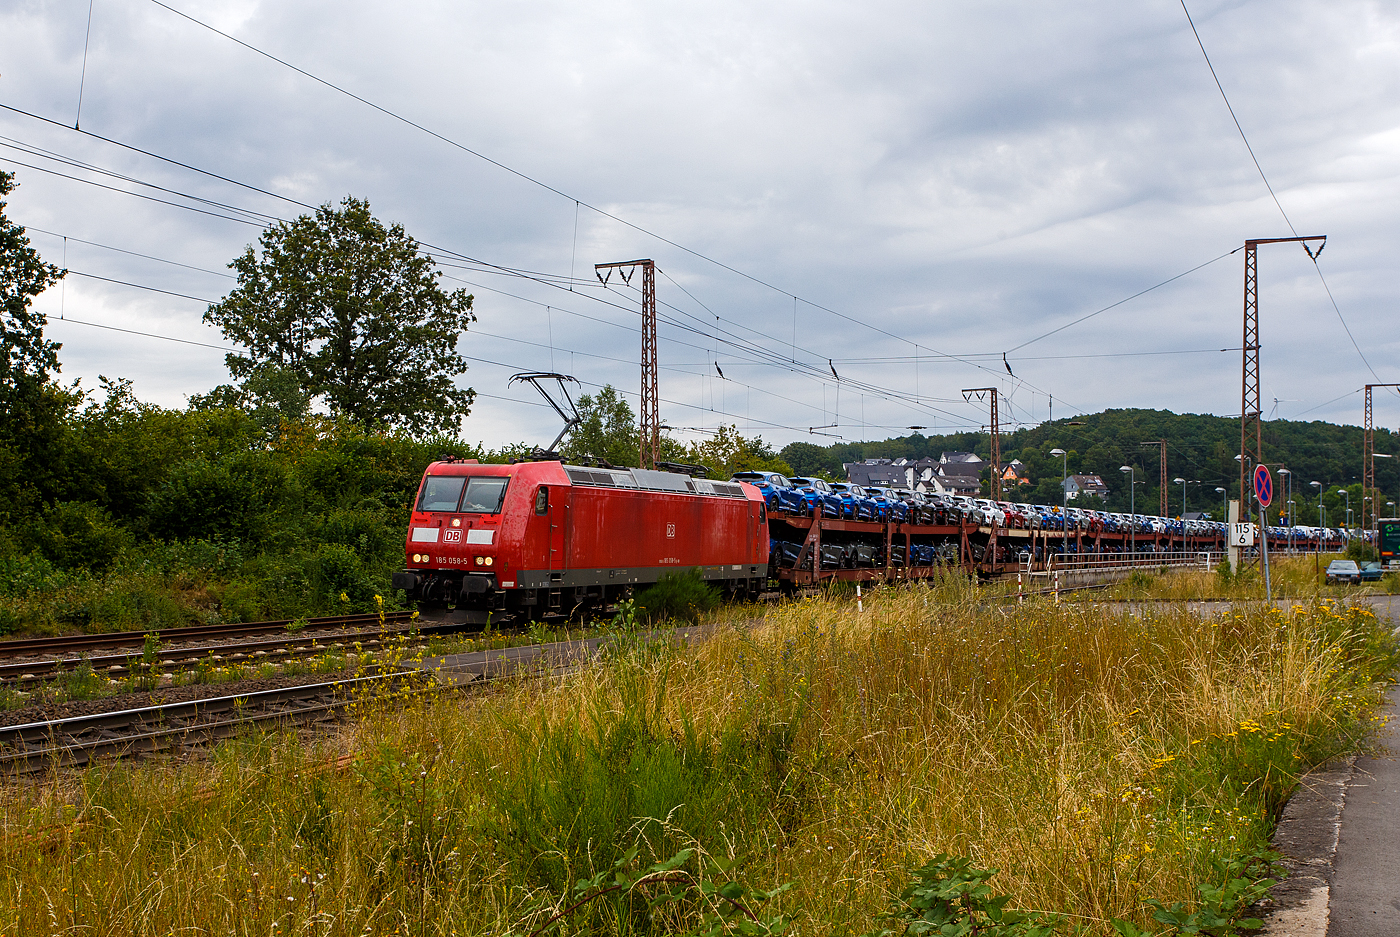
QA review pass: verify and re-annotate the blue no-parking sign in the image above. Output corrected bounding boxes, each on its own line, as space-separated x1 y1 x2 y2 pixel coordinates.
1253 464 1273 508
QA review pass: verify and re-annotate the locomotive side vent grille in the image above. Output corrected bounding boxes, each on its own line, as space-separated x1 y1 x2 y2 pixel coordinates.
563 465 746 498
631 469 692 492
565 468 615 487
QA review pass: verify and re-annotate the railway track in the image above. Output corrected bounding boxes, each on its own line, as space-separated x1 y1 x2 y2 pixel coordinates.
0 627 439 687
0 611 419 659
0 673 416 774
0 623 721 775
0 566 1236 774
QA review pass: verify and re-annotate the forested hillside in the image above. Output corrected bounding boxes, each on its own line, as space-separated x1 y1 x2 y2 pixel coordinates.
780 408 1398 521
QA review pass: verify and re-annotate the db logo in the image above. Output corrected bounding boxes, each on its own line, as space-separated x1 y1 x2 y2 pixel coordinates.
666 523 676 539
442 529 462 543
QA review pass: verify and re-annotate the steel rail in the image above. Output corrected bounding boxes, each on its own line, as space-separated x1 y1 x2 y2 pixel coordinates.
0 627 442 685
0 611 418 659
0 673 411 774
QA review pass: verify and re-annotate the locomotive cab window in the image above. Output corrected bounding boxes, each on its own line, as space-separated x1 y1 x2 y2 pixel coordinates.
534 486 549 515
418 475 467 512
461 476 509 514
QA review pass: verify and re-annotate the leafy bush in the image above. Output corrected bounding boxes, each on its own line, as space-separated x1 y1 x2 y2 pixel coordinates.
0 552 71 597
319 508 401 564
634 567 720 623
868 854 1062 936
29 501 131 573
146 455 291 543
1127 570 1154 591
1346 540 1378 562
1215 557 1233 586
310 542 376 606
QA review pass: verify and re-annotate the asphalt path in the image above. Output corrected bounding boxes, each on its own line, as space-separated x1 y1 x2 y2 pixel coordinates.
1261 596 1400 936
1327 682 1400 935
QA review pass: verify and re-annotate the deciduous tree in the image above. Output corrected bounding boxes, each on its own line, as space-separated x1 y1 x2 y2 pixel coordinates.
205 196 476 434
0 171 63 389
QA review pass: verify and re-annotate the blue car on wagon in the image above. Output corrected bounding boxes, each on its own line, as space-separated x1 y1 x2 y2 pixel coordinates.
830 482 880 521
786 477 844 518
731 471 806 515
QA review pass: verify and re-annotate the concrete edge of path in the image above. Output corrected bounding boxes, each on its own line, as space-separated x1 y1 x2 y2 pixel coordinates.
1261 756 1356 936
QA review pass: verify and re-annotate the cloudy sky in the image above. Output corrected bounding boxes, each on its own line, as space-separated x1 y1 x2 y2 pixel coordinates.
2 0 1398 449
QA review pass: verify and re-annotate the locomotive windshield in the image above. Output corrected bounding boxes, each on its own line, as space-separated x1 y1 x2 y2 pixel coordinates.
461 477 508 513
418 476 466 512
417 475 510 513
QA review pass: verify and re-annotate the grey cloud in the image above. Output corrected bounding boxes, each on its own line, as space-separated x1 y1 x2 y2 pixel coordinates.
1 0 1397 449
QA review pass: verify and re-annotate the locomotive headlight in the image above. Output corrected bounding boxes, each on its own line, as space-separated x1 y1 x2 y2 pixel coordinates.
412 553 422 563
484 556 494 566
475 555 484 566
451 518 461 527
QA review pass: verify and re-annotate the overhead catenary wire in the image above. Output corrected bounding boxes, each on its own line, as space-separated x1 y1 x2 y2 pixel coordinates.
65 269 216 304
139 1 1068 399
47 315 234 351
5 162 1003 437
4 106 1094 431
74 0 96 130
1179 0 1387 387
27 220 930 433
1004 248 1241 354
0 111 1144 428
25 226 235 278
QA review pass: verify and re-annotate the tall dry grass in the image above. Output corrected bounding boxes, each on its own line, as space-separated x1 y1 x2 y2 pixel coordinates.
0 582 1392 935
1091 553 1399 601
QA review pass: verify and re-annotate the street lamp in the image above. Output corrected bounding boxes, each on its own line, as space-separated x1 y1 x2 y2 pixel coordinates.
1337 488 1351 536
1120 465 1135 559
1050 448 1067 558
1390 501 1396 519
1372 453 1393 538
1276 468 1292 553
1215 486 1227 556
1310 481 1327 551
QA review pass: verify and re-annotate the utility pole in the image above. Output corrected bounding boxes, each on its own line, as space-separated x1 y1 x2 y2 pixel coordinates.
1240 236 1326 517
962 387 1000 500
1364 384 1400 538
1141 440 1167 517
596 259 658 469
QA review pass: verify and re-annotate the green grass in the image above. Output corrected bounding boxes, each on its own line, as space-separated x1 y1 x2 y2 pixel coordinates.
0 586 1393 935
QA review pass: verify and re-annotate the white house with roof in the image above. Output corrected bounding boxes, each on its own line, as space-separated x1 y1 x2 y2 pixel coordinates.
1063 474 1109 500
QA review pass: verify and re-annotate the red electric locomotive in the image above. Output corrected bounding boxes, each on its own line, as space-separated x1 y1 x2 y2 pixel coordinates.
392 460 769 622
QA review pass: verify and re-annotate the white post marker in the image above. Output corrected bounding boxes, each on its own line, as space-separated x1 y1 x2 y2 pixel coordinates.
856 581 863 613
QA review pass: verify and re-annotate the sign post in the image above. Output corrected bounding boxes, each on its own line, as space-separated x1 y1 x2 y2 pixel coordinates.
1227 500 1241 574
1254 465 1273 601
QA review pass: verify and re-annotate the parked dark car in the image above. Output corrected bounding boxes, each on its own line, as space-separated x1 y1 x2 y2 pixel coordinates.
1358 561 1384 582
1325 560 1360 584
